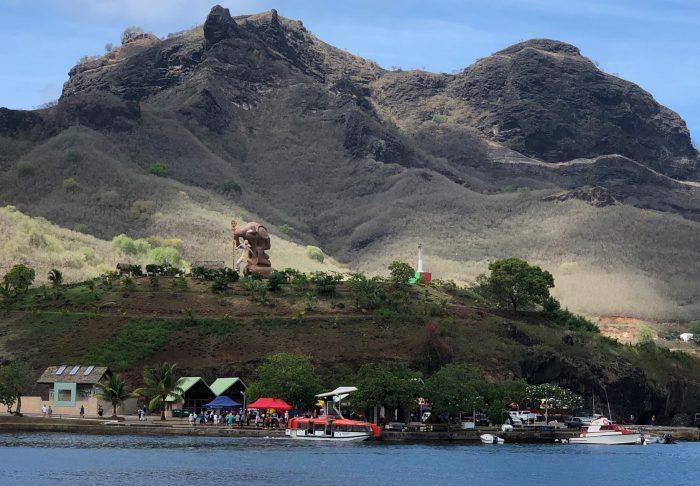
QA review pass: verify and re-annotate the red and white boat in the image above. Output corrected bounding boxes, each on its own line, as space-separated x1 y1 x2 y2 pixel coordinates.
568 417 640 445
286 387 380 442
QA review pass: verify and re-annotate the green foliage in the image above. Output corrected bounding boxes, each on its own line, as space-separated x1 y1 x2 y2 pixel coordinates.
267 270 287 291
147 163 167 177
475 257 554 311
63 177 79 192
246 353 322 409
192 267 239 282
147 246 181 266
94 374 131 417
121 276 136 293
637 325 655 345
543 297 599 332
289 271 310 292
169 276 188 293
73 223 88 234
64 149 82 164
211 274 229 294
432 113 448 125
16 161 34 176
309 271 343 296
85 321 172 370
100 271 120 289
279 224 293 235
221 179 242 196
47 269 63 288
304 292 318 311
128 264 143 277
0 362 33 415
306 245 324 263
388 261 415 285
134 362 184 420
148 274 159 291
418 323 453 375
2 264 35 297
354 361 422 416
346 273 386 310
424 363 484 416
485 380 528 425
242 278 269 304
111 234 151 256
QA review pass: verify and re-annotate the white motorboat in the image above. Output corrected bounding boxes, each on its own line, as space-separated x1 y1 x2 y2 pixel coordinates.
286 386 380 442
480 434 504 444
567 417 640 445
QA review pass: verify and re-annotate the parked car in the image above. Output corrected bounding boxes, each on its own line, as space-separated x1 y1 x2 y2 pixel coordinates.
565 417 584 429
474 413 490 426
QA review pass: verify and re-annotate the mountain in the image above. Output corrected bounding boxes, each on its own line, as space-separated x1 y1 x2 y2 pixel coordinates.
1 5 699 320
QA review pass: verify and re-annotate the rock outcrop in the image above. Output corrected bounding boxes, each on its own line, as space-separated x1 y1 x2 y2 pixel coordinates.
203 5 239 46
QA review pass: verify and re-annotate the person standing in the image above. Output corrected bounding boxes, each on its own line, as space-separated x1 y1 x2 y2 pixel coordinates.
48 405 53 418
41 404 47 417
80 405 85 418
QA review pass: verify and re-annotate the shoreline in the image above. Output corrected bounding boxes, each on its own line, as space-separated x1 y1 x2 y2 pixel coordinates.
2 416 698 442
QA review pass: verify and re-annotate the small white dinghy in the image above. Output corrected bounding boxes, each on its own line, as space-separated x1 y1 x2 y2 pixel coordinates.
480 434 504 444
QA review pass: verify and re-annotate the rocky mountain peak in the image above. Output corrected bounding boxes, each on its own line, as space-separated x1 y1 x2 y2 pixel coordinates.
495 38 581 56
203 4 239 46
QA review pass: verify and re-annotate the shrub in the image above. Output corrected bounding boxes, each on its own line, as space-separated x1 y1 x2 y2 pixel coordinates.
16 162 34 176
147 163 167 177
64 150 82 164
128 264 143 277
130 200 155 217
73 223 88 234
211 275 229 294
432 113 448 125
147 247 181 266
63 177 79 192
222 179 242 196
388 261 415 285
346 273 386 310
289 272 310 292
475 257 554 312
242 278 269 304
637 326 654 345
309 271 343 296
112 234 151 255
121 276 136 293
169 277 188 293
267 270 287 291
306 246 324 263
279 224 293 235
149 275 159 290
305 293 317 311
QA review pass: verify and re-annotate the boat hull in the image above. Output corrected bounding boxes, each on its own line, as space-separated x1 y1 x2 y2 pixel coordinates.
286 430 371 442
568 433 641 445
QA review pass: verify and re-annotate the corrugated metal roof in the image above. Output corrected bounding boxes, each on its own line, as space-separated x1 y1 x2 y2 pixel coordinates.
37 366 110 384
166 377 212 402
209 377 245 396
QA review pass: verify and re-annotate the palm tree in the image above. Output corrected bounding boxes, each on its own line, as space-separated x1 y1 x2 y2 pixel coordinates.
47 269 63 299
94 374 131 418
134 362 184 421
47 269 63 287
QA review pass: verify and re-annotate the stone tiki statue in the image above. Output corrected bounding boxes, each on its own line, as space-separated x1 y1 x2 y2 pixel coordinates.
231 219 273 277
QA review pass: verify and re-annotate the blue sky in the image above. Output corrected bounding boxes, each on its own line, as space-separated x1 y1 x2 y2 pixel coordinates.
1 0 698 141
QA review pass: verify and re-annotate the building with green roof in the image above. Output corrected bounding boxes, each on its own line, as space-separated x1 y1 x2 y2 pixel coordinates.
165 377 215 416
210 377 246 405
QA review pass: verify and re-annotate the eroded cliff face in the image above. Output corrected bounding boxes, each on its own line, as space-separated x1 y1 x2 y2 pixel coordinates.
0 5 699 323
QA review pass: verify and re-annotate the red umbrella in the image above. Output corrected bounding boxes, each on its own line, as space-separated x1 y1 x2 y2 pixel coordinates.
247 397 293 411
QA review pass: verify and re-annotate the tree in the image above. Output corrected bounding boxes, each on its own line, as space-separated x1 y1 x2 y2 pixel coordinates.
134 362 183 421
95 374 131 418
246 353 322 410
524 383 583 423
267 270 287 291
309 271 343 296
388 261 415 286
485 380 528 425
2 264 35 297
48 269 63 300
306 246 324 263
354 361 422 424
424 363 485 420
346 273 386 310
0 362 33 415
637 325 654 346
476 257 554 311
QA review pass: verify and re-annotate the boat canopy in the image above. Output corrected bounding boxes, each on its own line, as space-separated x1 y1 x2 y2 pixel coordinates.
316 386 358 401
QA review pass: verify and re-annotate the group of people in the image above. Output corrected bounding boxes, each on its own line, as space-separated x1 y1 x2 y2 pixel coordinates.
40 404 53 418
187 409 290 428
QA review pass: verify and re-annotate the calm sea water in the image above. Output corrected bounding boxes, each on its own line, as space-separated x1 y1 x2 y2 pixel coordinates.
0 433 697 485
